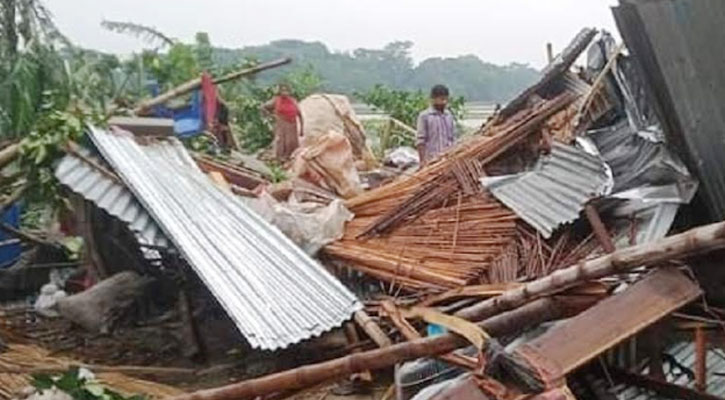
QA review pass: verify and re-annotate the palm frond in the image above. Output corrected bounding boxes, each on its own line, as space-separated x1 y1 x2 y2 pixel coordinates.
101 20 175 47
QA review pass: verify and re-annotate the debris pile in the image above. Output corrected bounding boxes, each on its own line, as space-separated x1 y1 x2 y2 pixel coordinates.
2 1 725 400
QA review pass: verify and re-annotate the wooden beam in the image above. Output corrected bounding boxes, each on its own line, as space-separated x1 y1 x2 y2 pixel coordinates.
585 204 616 254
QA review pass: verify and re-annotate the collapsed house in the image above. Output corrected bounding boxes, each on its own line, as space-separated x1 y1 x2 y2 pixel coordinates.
2 1 725 399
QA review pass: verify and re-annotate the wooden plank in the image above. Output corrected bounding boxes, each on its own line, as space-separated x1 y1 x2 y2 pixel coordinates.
518 268 701 374
108 116 175 137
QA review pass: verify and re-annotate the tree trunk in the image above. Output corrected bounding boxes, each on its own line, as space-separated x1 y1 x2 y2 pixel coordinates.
168 295 596 400
455 220 725 323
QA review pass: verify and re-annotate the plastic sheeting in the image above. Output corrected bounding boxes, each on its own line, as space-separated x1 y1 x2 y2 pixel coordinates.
299 94 377 169
244 192 354 256
384 146 420 170
292 130 363 199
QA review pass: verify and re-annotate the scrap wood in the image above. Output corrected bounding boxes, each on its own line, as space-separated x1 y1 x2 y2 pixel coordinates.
499 28 597 120
516 268 701 381
453 220 725 324
379 300 478 370
353 310 392 348
193 154 268 190
167 296 598 400
0 344 184 400
576 43 627 129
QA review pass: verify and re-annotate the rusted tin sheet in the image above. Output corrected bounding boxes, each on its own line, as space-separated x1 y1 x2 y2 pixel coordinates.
517 267 701 375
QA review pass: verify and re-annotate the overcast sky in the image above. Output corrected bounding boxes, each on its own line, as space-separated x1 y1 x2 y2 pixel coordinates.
44 0 620 68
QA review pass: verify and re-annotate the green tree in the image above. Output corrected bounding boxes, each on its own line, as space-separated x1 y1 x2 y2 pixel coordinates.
357 85 465 155
219 40 539 101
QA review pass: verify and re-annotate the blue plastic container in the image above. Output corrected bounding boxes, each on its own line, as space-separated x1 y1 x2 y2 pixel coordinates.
0 203 22 268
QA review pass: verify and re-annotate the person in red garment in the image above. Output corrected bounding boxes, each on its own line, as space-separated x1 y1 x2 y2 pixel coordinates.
261 83 304 162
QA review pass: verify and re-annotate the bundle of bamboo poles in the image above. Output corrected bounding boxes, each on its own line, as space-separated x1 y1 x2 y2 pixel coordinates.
0 344 184 399
327 195 518 291
325 93 579 292
346 92 577 237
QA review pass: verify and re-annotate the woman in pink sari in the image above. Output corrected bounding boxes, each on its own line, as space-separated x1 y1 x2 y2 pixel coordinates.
261 83 304 162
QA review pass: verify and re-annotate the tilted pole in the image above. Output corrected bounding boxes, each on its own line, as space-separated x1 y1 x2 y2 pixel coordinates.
133 58 292 115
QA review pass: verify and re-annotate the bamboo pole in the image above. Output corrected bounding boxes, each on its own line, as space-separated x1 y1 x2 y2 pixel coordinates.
168 296 595 400
133 58 292 115
0 184 26 216
353 310 393 348
0 143 19 170
455 220 725 323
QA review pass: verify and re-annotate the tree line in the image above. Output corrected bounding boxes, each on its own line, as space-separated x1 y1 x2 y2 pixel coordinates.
212 40 540 102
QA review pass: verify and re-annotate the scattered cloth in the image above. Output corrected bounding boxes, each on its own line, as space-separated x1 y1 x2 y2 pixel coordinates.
33 283 67 318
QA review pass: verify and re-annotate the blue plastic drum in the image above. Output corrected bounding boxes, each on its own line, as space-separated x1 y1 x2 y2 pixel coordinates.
0 203 22 268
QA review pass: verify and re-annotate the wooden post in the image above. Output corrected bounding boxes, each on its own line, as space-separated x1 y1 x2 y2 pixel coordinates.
546 43 554 63
695 326 707 392
133 58 292 115
645 323 665 380
585 204 616 254
179 288 201 359
343 322 372 383
455 220 725 323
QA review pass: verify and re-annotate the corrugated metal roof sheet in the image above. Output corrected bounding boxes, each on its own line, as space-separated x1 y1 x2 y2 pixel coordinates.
614 0 725 222
480 142 611 238
611 341 725 399
54 151 169 249
88 127 361 350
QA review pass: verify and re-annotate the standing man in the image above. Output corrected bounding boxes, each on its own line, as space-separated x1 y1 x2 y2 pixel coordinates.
416 84 456 165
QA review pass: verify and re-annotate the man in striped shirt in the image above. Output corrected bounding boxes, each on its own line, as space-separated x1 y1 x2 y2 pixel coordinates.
416 84 457 165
